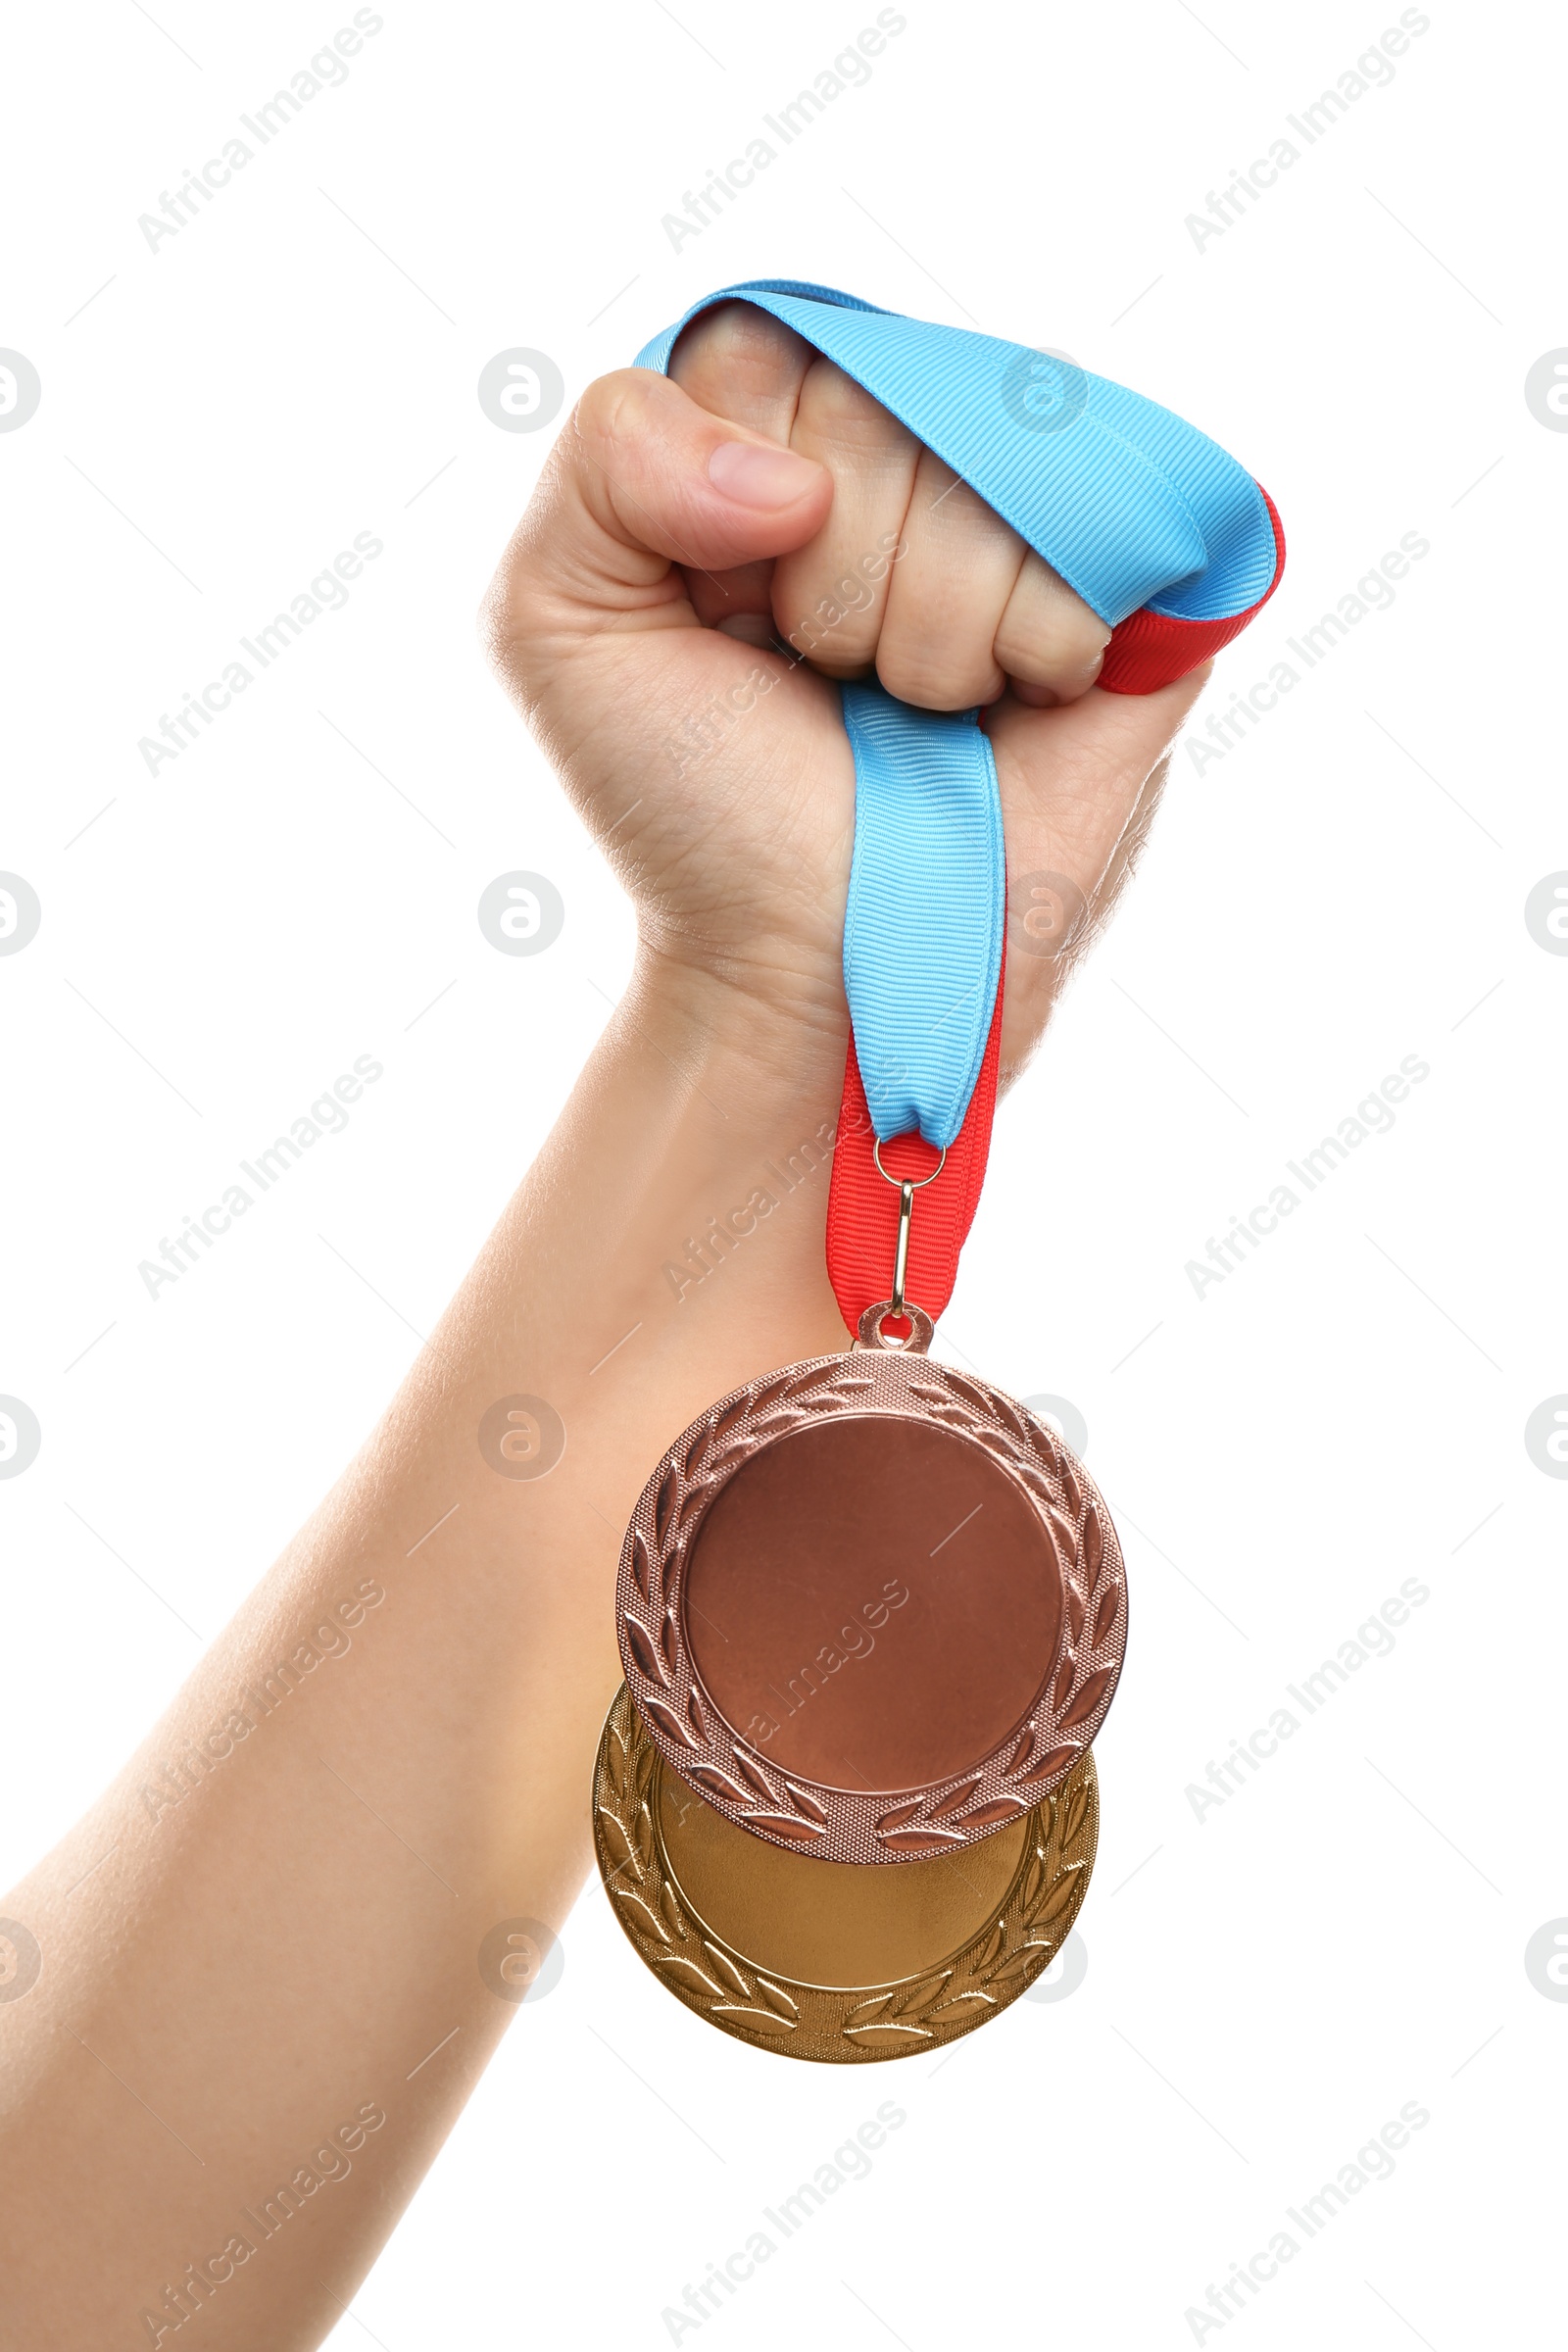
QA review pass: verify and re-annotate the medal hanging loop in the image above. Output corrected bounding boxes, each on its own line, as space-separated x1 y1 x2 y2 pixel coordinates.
852 1298 935 1353
851 1141 948 1351
873 1139 947 1319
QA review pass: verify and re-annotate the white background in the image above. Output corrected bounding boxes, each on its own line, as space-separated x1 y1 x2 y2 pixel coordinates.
3 0 1565 2344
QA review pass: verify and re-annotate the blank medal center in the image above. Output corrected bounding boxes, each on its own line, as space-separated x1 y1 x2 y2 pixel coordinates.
683 1415 1060 1793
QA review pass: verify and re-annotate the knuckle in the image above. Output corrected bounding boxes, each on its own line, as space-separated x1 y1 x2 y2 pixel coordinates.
672 301 807 390
997 610 1107 681
997 558 1112 680
1062 603 1114 662
796 358 899 443
775 562 884 662
573 366 662 455
875 640 995 711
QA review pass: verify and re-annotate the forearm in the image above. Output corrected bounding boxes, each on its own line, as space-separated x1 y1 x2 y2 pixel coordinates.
0 958 848 2348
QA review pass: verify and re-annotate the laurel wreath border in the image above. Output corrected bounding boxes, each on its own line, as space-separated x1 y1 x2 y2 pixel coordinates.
593 1684 1100 2062
613 1351 1126 1866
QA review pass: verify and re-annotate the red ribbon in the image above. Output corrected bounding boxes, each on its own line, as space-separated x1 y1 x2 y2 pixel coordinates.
1098 487 1286 694
825 947 1006 1335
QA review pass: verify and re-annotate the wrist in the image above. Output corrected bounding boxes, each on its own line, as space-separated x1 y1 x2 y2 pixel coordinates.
624 941 850 1118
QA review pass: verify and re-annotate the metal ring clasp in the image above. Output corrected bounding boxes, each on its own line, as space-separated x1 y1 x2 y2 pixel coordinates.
870 1139 948 1193
870 1140 946 1320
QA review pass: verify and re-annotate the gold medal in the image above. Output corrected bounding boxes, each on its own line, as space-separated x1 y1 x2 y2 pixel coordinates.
594 1684 1097 2063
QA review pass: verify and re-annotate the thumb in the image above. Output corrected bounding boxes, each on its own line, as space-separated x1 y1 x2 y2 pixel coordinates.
481 368 829 696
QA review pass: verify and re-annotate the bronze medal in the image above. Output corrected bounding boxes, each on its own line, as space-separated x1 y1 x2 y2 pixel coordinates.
614 1317 1125 1865
594 1684 1098 2062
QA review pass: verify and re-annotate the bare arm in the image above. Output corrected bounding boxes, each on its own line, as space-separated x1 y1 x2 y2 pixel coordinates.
0 301 1205 2348
1 966 851 2347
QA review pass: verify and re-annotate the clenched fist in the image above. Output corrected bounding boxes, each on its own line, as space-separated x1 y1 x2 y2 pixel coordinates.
482 299 1209 1083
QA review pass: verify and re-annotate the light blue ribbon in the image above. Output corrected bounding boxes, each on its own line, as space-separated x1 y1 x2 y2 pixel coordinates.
636 280 1273 1148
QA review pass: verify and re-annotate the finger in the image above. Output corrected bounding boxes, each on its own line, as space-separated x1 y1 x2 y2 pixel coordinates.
668 300 812 441
680 556 781 646
668 303 817 642
994 551 1112 708
769 358 921 674
877 451 1026 710
480 368 829 712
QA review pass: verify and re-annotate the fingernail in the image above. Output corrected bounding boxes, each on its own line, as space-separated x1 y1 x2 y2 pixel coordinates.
709 439 821 508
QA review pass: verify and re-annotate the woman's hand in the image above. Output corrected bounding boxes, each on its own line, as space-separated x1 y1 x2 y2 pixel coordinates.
482 299 1210 1085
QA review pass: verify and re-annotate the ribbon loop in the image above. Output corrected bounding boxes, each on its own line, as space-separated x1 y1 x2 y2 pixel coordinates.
636 281 1285 1331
